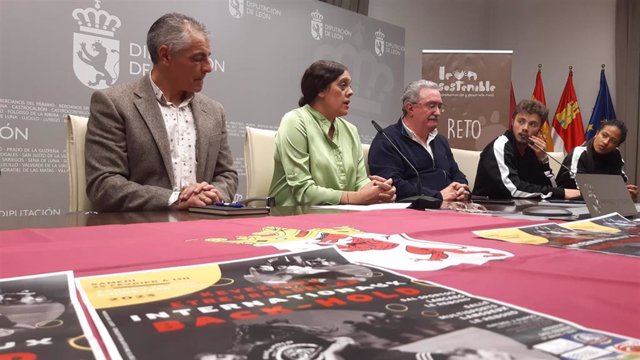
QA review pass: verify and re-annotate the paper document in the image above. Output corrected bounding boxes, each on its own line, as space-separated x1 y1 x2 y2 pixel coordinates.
313 203 411 211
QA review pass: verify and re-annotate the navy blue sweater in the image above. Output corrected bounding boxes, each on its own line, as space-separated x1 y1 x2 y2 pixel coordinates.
368 119 467 200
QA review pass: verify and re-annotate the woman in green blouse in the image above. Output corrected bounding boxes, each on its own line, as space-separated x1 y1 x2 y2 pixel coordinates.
269 60 397 206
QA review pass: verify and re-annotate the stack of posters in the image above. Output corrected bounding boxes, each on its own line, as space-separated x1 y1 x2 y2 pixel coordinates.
0 271 104 359
74 248 639 360
474 213 640 257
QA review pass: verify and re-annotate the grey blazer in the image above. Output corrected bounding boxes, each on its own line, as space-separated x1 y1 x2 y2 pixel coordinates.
85 76 238 211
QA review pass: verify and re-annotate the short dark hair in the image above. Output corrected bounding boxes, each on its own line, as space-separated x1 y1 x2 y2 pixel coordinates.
599 119 627 145
513 99 548 126
147 13 208 64
298 60 348 107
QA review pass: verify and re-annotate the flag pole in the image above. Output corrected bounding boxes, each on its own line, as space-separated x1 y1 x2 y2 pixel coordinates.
532 63 553 151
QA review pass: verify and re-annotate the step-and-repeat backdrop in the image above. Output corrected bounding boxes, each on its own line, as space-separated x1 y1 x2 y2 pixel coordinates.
0 0 405 217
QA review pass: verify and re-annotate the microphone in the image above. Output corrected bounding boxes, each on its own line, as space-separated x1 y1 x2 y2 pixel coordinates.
371 120 441 210
523 134 575 177
521 134 585 208
371 120 424 196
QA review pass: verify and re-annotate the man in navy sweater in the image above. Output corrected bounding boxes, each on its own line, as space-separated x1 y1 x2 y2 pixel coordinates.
368 80 469 201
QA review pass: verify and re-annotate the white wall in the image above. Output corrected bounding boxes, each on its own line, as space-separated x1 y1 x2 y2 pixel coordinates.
369 0 616 127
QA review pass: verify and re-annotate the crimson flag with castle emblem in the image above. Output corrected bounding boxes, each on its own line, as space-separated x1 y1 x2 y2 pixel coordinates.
552 68 585 152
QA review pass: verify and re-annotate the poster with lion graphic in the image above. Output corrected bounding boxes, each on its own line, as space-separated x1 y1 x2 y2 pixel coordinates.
205 226 513 271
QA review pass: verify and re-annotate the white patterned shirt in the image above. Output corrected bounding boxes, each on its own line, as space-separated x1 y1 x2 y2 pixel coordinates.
150 76 197 196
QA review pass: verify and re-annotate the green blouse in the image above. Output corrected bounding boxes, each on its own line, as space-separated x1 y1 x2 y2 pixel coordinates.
268 105 370 206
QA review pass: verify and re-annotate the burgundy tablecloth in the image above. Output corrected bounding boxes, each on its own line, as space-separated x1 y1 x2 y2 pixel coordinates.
1 209 638 338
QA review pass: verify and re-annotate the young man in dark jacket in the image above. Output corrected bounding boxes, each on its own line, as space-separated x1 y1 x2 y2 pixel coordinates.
368 80 469 201
472 99 581 200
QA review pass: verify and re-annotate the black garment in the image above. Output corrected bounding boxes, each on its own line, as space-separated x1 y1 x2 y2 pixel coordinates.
241 321 443 360
556 138 628 189
248 332 442 360
247 333 331 360
368 118 467 200
473 130 564 199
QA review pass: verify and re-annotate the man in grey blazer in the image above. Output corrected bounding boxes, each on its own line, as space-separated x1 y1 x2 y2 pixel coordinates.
85 13 238 212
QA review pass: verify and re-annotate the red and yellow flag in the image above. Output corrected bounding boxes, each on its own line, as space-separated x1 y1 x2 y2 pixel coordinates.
552 69 585 153
531 68 554 151
509 82 516 128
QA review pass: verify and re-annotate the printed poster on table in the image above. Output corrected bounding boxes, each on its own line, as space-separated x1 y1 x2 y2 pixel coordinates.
473 213 640 257
0 271 104 360
76 248 638 360
205 226 514 271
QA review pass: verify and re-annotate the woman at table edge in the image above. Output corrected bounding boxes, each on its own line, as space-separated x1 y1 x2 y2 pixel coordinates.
269 60 397 206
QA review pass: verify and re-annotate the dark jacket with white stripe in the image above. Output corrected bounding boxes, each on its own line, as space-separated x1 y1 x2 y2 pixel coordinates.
472 130 564 199
556 138 628 189
368 118 467 200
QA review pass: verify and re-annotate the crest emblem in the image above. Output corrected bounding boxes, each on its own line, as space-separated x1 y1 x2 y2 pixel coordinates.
311 10 323 40
229 0 244 19
374 29 385 57
72 1 121 90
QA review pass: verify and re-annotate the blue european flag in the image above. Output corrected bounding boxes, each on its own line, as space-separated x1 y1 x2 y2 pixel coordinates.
585 68 617 140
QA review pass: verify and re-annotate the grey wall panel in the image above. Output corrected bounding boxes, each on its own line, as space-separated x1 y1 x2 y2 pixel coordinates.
0 0 404 216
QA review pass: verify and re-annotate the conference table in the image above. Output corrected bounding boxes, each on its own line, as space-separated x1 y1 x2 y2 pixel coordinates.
1 201 638 358
0 200 541 231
